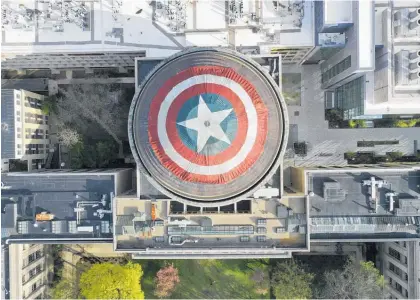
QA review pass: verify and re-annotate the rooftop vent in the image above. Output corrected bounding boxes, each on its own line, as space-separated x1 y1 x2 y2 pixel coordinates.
409 61 420 70
409 51 420 60
409 19 420 30
409 72 420 80
408 8 420 19
323 181 347 203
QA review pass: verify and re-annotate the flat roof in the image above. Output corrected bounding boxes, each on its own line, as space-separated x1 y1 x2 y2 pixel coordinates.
357 0 374 69
1 172 116 240
1 0 182 56
323 0 353 24
114 196 308 253
307 169 420 216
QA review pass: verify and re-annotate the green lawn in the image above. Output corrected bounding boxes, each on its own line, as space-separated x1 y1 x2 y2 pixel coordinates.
141 259 270 299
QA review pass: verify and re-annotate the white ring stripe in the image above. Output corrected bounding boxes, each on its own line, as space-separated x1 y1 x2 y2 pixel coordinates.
157 74 258 175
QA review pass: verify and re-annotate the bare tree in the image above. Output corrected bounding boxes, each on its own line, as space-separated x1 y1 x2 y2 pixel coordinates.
57 81 128 157
57 126 81 147
316 258 389 299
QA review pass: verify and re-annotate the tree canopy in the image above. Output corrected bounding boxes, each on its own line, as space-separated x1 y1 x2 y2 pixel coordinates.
79 262 144 299
317 259 388 299
271 259 314 299
154 264 180 298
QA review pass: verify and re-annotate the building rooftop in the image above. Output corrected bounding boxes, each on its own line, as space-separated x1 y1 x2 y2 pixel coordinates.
129 48 287 204
113 195 308 256
302 166 420 240
371 4 420 115
1 169 132 242
307 169 420 216
2 0 315 61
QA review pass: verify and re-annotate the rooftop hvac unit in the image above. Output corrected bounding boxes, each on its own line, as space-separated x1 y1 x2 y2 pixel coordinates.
409 72 420 80
409 61 420 70
77 226 94 232
408 8 420 19
409 19 420 30
409 51 420 60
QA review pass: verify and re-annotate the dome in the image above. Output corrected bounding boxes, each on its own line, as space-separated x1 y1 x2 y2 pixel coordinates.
129 48 288 205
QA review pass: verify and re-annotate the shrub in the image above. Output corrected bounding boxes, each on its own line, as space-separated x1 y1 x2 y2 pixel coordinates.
348 120 357 128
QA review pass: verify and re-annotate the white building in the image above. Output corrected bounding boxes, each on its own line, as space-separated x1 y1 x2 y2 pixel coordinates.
8 244 49 299
307 0 420 120
378 241 420 299
1 0 318 70
1 89 50 171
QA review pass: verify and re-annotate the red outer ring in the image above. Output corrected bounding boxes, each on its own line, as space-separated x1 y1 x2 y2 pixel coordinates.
148 66 268 184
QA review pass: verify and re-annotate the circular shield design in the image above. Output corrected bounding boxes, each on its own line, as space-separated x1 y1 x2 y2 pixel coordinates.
129 48 287 204
148 66 268 184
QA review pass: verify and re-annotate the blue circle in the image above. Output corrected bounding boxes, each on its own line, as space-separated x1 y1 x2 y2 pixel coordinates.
176 93 238 155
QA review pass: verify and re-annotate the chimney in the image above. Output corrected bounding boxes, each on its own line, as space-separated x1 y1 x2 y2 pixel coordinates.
409 61 420 70
409 19 420 30
409 51 420 60
408 8 420 19
409 72 420 80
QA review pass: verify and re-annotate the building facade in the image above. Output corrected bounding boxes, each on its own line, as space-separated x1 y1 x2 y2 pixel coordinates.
8 244 49 299
1 89 50 171
307 1 420 120
378 241 420 299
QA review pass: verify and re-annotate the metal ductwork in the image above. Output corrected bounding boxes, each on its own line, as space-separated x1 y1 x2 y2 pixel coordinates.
409 51 420 60
409 72 420 80
408 8 420 19
409 19 420 30
409 61 420 70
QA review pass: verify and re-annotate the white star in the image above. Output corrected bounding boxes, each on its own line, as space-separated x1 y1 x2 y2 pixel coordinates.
177 96 233 153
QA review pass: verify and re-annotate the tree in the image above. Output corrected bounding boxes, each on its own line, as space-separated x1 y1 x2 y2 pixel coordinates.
57 126 81 147
51 278 78 299
271 259 314 299
57 82 129 157
386 151 403 162
154 263 180 298
317 259 388 299
348 120 357 128
41 95 58 115
356 120 367 128
79 262 144 299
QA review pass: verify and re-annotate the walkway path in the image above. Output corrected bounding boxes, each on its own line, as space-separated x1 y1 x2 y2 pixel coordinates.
286 65 419 167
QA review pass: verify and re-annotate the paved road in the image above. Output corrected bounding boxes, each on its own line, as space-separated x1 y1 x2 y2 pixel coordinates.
286 65 419 167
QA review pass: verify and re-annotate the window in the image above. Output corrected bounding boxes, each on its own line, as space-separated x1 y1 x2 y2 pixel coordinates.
256 236 266 242
404 256 407 264
389 262 402 276
240 236 250 242
16 110 20 116
17 134 21 138
395 282 403 293
16 100 20 105
17 127 21 132
403 241 406 248
32 283 37 292
28 253 36 263
335 76 365 120
322 55 352 83
17 144 21 149
16 93 21 99
389 247 401 260
17 150 21 155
